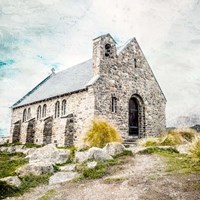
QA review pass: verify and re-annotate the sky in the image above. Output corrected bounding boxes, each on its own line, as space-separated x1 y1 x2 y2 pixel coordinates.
0 0 200 135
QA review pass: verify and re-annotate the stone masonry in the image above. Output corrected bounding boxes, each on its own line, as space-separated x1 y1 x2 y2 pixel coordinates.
10 33 166 146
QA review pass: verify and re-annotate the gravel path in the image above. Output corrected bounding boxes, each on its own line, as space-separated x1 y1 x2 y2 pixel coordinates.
7 154 200 200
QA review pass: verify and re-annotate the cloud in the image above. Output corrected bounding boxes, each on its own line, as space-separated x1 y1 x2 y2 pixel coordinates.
0 0 200 135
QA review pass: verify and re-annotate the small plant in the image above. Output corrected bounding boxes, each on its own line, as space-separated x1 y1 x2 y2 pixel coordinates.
83 118 122 148
104 177 128 183
23 143 43 148
114 150 133 158
139 147 178 154
189 136 200 160
137 136 160 147
0 174 51 199
37 189 56 200
0 181 20 199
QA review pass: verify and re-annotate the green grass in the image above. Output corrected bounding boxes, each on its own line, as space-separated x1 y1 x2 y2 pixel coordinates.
0 142 43 148
114 150 134 158
0 151 28 178
37 189 56 200
23 143 43 148
56 145 77 165
0 174 51 199
0 151 51 199
76 154 128 180
140 147 200 174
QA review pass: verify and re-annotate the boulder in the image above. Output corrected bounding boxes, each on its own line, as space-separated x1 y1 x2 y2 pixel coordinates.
0 176 21 187
49 172 79 185
176 144 191 154
87 147 113 161
7 146 16 153
74 151 89 163
0 146 8 152
16 162 54 176
59 164 76 171
27 144 70 164
103 142 125 156
87 161 97 169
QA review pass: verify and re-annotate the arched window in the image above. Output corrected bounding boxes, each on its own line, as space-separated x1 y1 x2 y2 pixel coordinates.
134 58 137 68
105 43 111 57
55 101 60 118
23 109 27 122
27 108 31 120
111 96 117 113
42 104 47 118
61 100 66 116
37 105 41 120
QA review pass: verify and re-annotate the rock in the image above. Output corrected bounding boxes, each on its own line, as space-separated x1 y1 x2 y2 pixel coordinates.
176 144 191 154
0 176 21 187
103 142 125 156
87 161 97 169
74 151 89 163
0 146 8 152
88 147 113 161
14 145 26 153
59 164 76 171
130 146 146 154
16 162 54 176
7 146 16 153
76 143 89 151
27 144 70 164
49 172 79 185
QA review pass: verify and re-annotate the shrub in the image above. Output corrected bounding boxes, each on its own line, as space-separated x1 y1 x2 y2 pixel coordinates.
190 136 200 160
160 128 198 146
83 118 122 148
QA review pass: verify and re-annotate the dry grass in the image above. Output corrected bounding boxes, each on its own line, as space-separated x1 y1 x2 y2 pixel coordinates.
83 118 122 148
137 136 160 147
189 136 200 160
138 128 198 147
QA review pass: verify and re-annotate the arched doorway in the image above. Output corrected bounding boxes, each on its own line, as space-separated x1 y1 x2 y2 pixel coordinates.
129 97 139 136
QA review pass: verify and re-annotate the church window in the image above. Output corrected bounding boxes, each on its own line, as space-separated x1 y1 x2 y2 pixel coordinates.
61 100 66 116
134 58 137 68
55 101 60 118
23 109 27 122
27 108 31 120
42 104 47 118
111 97 117 113
105 43 111 57
37 105 41 120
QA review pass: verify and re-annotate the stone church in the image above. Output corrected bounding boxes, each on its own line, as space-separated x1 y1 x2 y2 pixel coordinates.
10 34 166 146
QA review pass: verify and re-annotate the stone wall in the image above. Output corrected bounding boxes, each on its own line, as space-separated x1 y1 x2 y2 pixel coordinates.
10 88 95 146
92 34 166 138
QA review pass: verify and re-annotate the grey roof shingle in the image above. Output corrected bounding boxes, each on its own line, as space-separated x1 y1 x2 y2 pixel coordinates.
13 59 93 108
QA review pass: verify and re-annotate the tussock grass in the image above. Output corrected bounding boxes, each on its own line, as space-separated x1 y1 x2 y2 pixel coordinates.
189 136 200 160
83 118 122 148
138 128 198 147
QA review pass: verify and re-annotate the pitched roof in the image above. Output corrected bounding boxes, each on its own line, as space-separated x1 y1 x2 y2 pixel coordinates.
13 59 94 108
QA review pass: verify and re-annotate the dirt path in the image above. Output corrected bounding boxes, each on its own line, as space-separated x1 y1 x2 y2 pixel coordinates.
7 154 200 200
